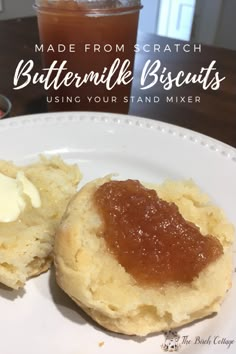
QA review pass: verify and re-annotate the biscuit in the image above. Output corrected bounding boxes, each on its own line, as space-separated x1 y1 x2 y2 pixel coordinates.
0 156 81 289
54 177 234 336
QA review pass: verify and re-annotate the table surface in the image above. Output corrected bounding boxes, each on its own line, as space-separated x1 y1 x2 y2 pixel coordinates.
0 17 236 148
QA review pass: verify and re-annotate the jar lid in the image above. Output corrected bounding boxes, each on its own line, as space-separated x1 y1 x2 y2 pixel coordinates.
35 0 142 9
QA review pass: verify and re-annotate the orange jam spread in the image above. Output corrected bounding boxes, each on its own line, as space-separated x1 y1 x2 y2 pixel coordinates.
94 180 223 285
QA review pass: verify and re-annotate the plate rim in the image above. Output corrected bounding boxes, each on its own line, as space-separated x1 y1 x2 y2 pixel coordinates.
0 111 235 162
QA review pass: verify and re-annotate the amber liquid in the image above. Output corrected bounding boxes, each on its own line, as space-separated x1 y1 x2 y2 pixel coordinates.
36 3 141 113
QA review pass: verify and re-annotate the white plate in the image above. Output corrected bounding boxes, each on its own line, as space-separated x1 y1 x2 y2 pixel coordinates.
0 112 235 354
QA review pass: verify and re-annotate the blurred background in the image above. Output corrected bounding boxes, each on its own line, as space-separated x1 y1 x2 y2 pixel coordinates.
0 0 235 50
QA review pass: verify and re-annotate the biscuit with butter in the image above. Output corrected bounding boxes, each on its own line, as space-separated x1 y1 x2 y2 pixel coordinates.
54 176 234 336
0 156 81 289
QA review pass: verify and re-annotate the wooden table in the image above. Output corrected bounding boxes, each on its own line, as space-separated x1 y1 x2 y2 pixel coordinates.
0 17 236 147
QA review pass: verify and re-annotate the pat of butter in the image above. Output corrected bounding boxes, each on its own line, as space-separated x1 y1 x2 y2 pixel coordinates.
0 171 41 223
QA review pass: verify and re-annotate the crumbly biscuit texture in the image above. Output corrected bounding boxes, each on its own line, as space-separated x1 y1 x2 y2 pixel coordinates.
54 177 234 336
0 156 81 289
